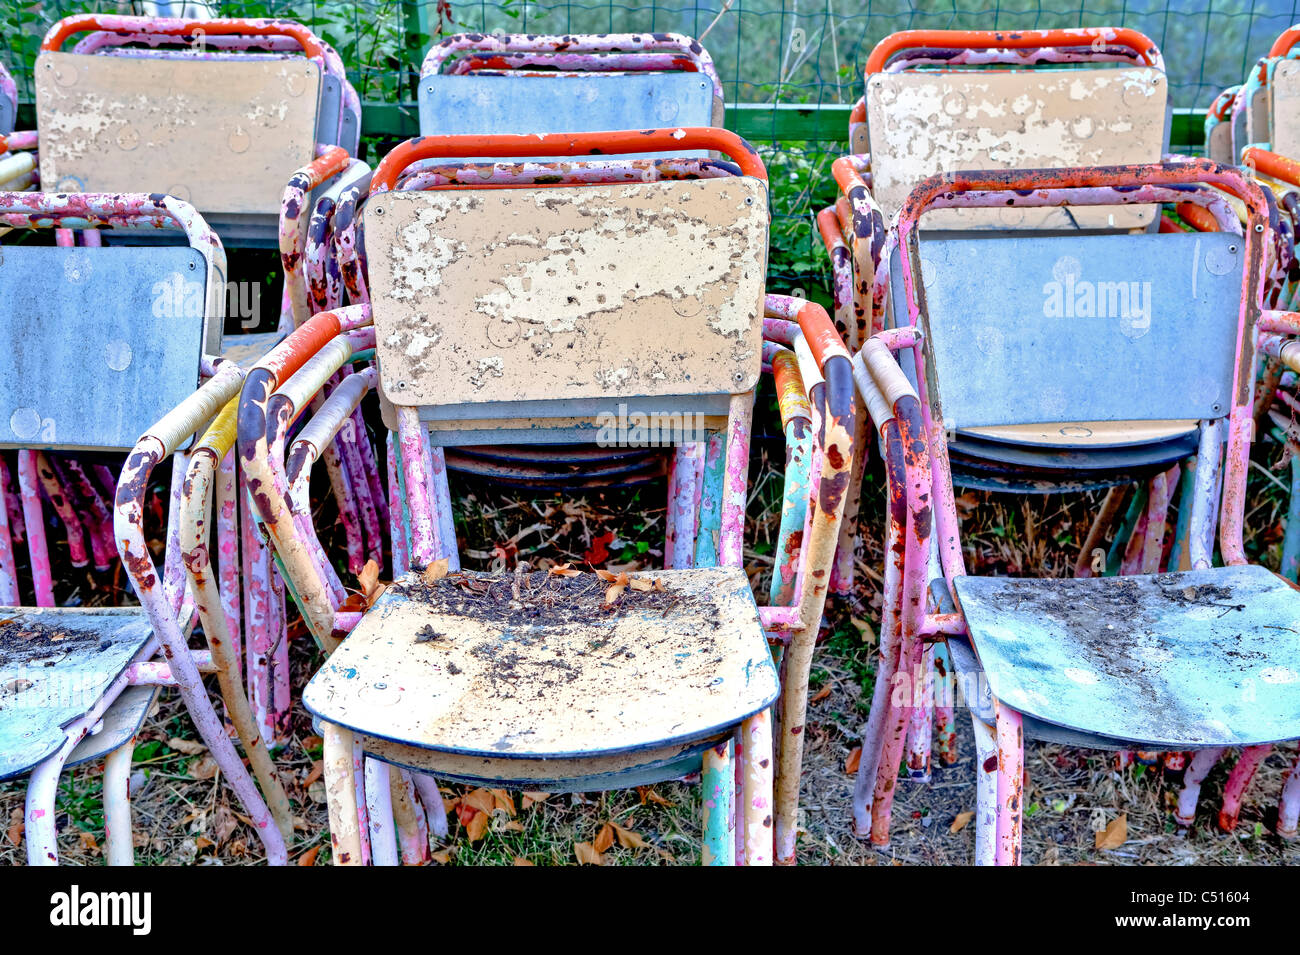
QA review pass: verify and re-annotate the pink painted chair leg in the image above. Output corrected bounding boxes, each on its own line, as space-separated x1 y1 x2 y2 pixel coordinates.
905 643 934 781
323 721 364 865
1277 751 1300 839
411 772 450 839
351 737 372 864
102 738 135 867
1218 744 1270 832
741 710 774 865
1175 747 1226 826
970 713 997 866
733 724 745 865
994 701 1023 866
0 456 18 604
18 451 54 606
25 748 70 865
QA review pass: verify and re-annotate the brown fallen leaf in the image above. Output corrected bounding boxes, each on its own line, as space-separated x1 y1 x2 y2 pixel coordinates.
195 835 216 851
549 563 582 578
431 849 453 864
594 569 618 582
297 845 321 866
513 857 535 866
521 791 551 810
6 808 23 847
167 737 207 756
629 577 653 592
611 822 648 849
810 684 832 704
845 746 862 775
301 734 323 751
950 811 975 834
593 822 616 853
653 578 666 591
212 806 238 847
464 810 490 843
189 753 220 780
604 580 627 604
463 788 496 815
502 821 525 832
574 841 604 865
303 760 323 788
78 831 99 853
850 617 876 643
1095 813 1127 850
489 789 516 817
358 559 380 597
423 558 449 586
636 786 672 807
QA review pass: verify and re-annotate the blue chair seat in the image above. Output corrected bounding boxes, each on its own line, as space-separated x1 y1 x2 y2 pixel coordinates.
0 608 153 780
954 565 1300 748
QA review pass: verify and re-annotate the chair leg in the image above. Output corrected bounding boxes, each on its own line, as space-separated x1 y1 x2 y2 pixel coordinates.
351 736 372 864
389 767 430 865
1278 751 1300 839
1174 747 1225 826
102 738 135 866
700 737 735 866
970 713 997 866
740 711 774 865
411 771 449 839
26 750 70 865
322 721 364 865
994 701 1023 866
933 642 958 767
364 757 399 866
905 643 934 781
1219 744 1270 832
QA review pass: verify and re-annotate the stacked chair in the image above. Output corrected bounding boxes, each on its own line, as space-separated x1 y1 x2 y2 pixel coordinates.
25 15 371 750
0 192 289 864
237 128 855 865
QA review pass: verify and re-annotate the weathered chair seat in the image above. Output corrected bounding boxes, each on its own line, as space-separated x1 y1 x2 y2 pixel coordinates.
304 566 779 765
0 608 153 780
954 565 1300 748
66 685 159 770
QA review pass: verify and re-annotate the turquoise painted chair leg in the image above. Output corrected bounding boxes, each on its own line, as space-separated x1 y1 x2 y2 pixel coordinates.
701 736 735 865
1169 457 1198 572
1105 481 1149 576
1283 453 1300 583
693 431 727 568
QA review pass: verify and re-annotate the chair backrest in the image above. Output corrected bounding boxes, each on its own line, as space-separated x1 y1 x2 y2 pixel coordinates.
865 29 1168 230
1270 60 1300 158
365 132 768 443
0 198 220 451
419 73 716 158
35 17 329 216
891 229 1243 431
1205 87 1239 164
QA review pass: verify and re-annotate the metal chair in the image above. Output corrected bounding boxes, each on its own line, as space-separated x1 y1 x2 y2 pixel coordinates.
0 191 287 864
853 159 1300 863
236 128 855 865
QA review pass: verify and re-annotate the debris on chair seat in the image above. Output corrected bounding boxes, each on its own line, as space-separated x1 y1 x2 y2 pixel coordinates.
0 617 106 668
389 569 715 631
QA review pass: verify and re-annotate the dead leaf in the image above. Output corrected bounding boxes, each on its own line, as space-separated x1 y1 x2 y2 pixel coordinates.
463 788 496 815
502 821 524 832
850 617 876 643
189 753 219 780
6 808 23 847
78 831 99 853
490 789 516 817
431 849 453 864
212 806 238 846
549 563 582 578
593 823 616 853
167 737 207 756
464 810 490 843
584 531 614 565
358 559 380 597
611 823 648 849
845 747 862 775
1095 813 1127 850
297 845 321 866
604 581 627 605
950 811 974 834
629 577 653 592
636 786 671 807
594 569 618 582
303 760 323 788
574 841 604 865
512 856 535 866
301 734 323 751
521 791 551 810
195 835 216 851
810 684 831 704
422 558 449 586
653 578 666 592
